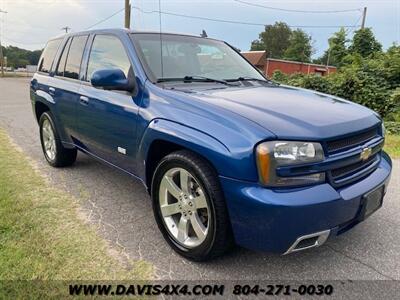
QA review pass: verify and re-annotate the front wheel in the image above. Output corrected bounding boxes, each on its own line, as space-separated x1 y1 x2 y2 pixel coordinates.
151 150 233 261
39 112 77 167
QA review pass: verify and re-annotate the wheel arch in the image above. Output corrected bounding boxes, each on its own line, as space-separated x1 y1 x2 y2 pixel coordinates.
34 101 51 123
138 119 233 192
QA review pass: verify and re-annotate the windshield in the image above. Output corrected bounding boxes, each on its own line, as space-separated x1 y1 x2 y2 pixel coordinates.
131 33 265 82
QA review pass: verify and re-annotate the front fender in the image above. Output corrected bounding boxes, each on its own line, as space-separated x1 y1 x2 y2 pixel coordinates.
136 119 259 182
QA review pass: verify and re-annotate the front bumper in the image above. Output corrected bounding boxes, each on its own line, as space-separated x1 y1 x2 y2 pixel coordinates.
220 152 392 254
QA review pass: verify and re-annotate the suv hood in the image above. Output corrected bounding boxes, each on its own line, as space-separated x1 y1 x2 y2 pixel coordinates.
176 84 380 140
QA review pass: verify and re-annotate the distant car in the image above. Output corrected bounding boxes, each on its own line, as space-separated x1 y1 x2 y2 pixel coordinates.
30 29 392 261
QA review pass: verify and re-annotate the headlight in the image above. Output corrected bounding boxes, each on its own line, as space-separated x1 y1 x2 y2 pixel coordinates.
256 141 325 187
381 122 386 138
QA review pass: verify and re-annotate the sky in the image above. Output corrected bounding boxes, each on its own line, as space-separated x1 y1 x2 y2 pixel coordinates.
0 0 399 58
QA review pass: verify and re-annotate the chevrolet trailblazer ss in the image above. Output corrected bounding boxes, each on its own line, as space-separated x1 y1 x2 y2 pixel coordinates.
30 29 392 261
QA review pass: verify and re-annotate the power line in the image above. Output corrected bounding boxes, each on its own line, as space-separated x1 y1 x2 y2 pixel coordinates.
85 7 124 30
345 12 363 35
131 6 359 28
233 0 363 14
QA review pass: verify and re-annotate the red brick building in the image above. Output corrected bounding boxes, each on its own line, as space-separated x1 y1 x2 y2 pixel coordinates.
241 51 337 77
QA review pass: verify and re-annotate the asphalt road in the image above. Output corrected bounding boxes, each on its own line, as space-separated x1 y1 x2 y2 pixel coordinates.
1 77 399 282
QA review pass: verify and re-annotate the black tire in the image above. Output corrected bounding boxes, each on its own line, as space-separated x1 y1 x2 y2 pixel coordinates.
151 150 234 261
39 111 77 167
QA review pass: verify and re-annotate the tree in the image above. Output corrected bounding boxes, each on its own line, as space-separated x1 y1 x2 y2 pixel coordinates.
384 44 400 87
1 45 42 68
283 29 313 62
349 28 382 57
250 22 292 58
318 28 348 67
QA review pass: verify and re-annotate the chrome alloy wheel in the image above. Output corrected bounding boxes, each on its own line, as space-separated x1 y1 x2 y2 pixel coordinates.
159 168 210 248
42 119 56 161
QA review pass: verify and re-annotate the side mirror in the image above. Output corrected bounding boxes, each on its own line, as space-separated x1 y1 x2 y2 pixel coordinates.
90 68 134 92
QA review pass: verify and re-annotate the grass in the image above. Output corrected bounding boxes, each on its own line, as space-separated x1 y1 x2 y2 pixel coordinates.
0 129 152 296
384 134 400 159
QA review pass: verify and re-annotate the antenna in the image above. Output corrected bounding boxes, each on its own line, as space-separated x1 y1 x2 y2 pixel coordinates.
158 0 164 78
61 26 71 33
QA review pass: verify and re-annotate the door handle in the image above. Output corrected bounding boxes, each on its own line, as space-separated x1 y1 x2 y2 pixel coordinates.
48 87 55 95
79 96 89 106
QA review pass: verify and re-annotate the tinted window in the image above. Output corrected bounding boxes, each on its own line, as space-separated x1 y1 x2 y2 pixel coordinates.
64 35 88 80
38 39 62 73
86 35 131 81
55 38 71 77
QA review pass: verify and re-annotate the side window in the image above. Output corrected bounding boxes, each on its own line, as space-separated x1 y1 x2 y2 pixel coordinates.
86 35 131 81
64 35 88 80
55 38 71 77
38 39 62 73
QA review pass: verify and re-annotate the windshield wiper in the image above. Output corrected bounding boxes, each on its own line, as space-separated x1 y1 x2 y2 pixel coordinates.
226 76 277 85
157 76 239 86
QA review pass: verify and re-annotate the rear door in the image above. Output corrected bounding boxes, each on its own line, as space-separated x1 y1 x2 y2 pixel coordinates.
50 35 89 141
76 34 141 174
32 38 62 116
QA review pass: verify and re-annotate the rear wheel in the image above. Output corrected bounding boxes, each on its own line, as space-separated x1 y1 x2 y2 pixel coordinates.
39 112 77 167
151 150 233 261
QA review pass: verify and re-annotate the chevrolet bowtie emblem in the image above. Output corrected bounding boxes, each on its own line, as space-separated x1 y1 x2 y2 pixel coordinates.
360 147 372 161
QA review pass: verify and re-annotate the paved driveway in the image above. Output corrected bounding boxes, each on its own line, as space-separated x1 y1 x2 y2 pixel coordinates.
1 77 399 281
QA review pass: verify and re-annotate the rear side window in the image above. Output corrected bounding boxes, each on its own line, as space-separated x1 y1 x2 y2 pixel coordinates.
56 38 71 77
38 39 62 73
63 35 88 80
86 35 131 81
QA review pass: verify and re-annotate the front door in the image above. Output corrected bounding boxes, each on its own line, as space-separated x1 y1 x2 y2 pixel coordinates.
76 34 141 175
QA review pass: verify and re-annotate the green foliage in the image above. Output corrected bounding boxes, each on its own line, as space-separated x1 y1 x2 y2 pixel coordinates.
271 28 399 119
319 28 349 67
349 28 382 57
270 70 288 82
315 27 383 67
384 134 400 158
251 22 313 62
1 46 42 68
251 22 292 58
385 122 400 135
272 53 400 118
283 29 313 63
382 45 400 87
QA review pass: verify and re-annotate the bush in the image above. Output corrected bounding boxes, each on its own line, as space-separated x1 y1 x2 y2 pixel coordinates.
271 70 288 83
271 52 400 118
385 121 400 135
327 66 393 117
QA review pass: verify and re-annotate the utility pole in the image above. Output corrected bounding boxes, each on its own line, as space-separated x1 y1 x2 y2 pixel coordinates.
125 0 131 29
61 26 71 33
361 7 367 29
0 9 7 77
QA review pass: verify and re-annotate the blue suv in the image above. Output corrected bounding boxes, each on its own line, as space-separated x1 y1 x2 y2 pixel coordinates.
30 29 392 261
